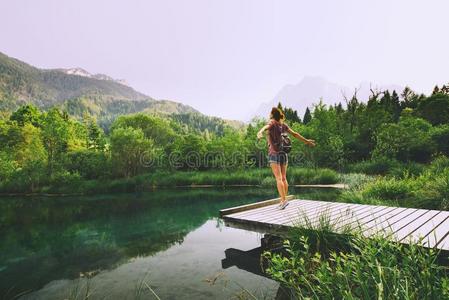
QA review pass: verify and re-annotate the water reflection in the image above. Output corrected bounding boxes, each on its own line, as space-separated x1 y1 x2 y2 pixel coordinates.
0 187 340 299
221 235 292 300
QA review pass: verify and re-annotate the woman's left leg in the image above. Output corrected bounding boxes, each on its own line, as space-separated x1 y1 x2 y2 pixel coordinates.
280 163 288 197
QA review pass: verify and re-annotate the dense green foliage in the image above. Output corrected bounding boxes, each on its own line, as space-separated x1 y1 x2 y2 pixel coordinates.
1 84 449 196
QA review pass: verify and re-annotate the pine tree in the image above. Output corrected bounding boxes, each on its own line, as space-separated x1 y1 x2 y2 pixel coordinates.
441 84 449 95
391 90 401 121
303 107 312 125
284 107 301 123
432 85 440 95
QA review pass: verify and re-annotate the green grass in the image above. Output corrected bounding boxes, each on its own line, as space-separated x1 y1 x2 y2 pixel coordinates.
338 156 449 210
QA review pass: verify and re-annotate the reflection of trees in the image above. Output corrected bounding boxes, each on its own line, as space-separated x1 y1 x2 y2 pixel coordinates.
0 188 276 296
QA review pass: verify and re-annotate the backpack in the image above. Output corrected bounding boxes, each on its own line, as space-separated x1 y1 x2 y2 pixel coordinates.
279 132 292 153
272 123 292 153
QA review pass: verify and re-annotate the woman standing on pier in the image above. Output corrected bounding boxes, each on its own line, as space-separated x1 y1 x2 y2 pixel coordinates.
257 107 316 209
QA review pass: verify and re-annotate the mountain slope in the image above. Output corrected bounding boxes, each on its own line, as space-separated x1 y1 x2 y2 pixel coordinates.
0 52 201 118
0 52 243 132
0 52 152 110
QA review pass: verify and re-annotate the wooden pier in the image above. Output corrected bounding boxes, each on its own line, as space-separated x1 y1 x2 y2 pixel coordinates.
220 197 449 251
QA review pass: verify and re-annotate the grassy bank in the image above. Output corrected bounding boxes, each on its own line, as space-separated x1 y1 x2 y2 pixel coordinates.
0 167 340 195
339 156 449 210
263 215 449 299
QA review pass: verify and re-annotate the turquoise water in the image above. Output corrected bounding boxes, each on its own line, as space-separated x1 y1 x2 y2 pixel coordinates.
0 187 340 299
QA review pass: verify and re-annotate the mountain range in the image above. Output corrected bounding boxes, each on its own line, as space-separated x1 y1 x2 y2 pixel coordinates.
0 52 242 131
254 76 404 120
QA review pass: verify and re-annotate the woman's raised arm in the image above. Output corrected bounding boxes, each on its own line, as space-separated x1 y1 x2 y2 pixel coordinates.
288 128 316 146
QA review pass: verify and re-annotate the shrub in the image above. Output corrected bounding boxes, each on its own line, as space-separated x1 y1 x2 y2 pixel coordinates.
264 234 449 299
314 168 339 184
389 161 425 178
48 171 83 193
413 169 449 210
64 150 111 179
348 157 401 175
431 125 449 156
288 168 339 185
362 177 414 202
339 173 374 190
261 176 275 187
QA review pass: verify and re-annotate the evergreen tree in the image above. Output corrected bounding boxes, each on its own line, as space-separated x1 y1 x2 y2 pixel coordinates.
400 87 416 109
441 84 449 95
432 85 440 95
277 102 283 111
390 90 402 121
283 106 301 123
10 104 41 127
303 107 312 125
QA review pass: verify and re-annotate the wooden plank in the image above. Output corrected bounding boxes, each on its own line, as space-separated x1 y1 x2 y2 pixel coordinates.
382 209 430 238
363 208 419 237
434 229 449 251
248 200 344 224
422 217 449 249
335 205 392 232
324 204 383 230
219 195 294 217
240 202 319 223
281 202 358 228
400 211 449 244
392 210 440 242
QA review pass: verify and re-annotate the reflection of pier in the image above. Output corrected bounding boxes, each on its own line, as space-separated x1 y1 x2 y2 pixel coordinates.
221 234 283 277
221 235 292 300
222 247 264 277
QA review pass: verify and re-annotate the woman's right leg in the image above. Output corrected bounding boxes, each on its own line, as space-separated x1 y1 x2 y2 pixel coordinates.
270 162 285 202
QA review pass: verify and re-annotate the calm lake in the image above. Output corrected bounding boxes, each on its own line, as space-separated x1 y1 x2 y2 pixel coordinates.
0 187 340 299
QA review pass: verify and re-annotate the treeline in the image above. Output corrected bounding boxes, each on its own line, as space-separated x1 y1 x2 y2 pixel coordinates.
1 85 449 193
280 86 449 170
0 104 257 192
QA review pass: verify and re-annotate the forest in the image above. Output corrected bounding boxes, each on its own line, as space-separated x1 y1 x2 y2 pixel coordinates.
1 84 449 207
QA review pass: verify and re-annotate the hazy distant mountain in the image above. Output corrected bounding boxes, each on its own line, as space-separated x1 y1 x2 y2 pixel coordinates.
254 76 404 119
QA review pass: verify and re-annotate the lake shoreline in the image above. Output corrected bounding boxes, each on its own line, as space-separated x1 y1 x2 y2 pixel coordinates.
0 183 347 197
0 167 342 196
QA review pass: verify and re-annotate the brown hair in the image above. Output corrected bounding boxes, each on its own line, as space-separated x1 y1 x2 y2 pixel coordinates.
270 107 285 122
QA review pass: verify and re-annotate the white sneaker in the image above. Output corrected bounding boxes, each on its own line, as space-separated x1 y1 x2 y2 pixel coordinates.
280 201 289 210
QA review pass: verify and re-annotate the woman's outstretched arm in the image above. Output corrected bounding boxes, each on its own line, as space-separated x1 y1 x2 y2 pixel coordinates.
288 128 316 146
257 124 270 139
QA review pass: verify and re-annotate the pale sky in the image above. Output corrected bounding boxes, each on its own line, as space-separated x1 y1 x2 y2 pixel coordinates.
1 0 448 120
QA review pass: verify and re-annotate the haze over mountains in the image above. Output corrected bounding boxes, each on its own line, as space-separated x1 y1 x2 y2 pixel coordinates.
253 76 404 120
